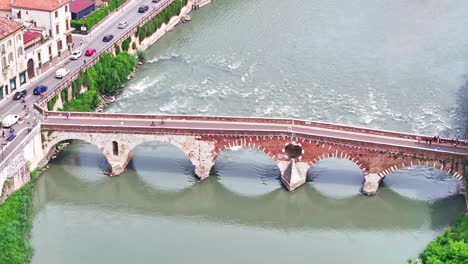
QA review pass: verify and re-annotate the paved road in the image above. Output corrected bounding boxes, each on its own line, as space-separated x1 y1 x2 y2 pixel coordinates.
0 0 170 161
41 114 468 156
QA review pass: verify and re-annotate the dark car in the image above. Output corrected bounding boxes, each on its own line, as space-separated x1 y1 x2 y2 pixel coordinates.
13 90 27 100
152 0 160 2
33 85 48 95
102 34 114 42
138 5 149 13
6 133 16 142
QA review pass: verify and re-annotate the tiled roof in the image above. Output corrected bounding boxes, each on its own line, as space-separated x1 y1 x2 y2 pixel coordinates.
0 0 11 11
70 0 94 13
11 0 70 11
23 31 41 44
0 17 23 40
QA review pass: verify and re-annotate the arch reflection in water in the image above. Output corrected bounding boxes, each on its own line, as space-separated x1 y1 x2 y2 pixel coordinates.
213 147 281 196
54 141 110 182
128 141 196 191
307 158 363 198
382 166 461 201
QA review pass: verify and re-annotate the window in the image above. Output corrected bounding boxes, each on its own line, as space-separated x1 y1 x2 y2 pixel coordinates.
49 29 52 36
17 11 21 19
37 52 41 61
10 77 16 91
0 44 4 54
65 5 68 12
2 56 6 67
57 40 62 51
112 141 119 155
19 71 26 85
66 19 69 31
48 46 52 56
7 40 11 48
18 47 23 56
8 52 13 63
56 24 59 35
0 86 4 100
16 34 21 41
55 11 58 18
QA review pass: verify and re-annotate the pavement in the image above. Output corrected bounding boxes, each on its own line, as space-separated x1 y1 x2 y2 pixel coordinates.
0 0 171 162
41 114 468 156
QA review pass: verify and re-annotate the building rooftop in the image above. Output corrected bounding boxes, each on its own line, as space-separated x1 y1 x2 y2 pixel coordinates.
23 31 41 44
10 0 70 12
0 17 23 40
70 0 94 13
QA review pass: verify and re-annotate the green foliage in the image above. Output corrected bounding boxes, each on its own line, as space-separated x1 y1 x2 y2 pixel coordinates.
61 89 68 103
464 158 468 166
71 0 128 31
62 89 99 112
62 52 136 111
0 183 33 264
115 44 121 55
138 0 185 43
136 49 146 63
47 95 58 111
418 216 468 264
122 37 131 51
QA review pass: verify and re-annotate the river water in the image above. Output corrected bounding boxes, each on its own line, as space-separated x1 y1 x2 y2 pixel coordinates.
31 0 468 263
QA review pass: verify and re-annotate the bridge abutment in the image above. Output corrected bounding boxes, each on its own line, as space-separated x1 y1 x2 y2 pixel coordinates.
278 160 309 191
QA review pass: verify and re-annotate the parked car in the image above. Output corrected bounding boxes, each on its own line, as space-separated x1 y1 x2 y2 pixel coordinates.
6 133 16 142
70 49 82 60
138 5 149 13
102 34 114 42
152 0 160 3
85 48 97 56
2 115 19 128
13 90 27 100
118 21 128 29
55 68 70 79
33 85 48 95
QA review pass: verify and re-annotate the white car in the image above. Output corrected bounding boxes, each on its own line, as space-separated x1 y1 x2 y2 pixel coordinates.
2 115 20 128
55 68 70 79
118 21 128 29
70 50 82 60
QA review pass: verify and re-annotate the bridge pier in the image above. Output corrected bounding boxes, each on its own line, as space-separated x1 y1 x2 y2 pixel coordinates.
278 160 309 191
362 173 382 195
108 152 132 176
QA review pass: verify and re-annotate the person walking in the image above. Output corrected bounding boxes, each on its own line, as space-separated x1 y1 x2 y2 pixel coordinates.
2 130 4 138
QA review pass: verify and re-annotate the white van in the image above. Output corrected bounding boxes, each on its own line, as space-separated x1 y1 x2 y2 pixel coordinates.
2 115 20 128
118 21 128 29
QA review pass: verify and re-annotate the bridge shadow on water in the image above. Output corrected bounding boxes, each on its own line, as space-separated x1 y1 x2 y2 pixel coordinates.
35 158 466 232
42 141 466 230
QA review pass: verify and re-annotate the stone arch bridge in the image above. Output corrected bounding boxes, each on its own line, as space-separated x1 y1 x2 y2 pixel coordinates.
40 112 468 195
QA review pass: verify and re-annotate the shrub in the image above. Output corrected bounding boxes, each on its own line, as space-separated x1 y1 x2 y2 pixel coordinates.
122 37 131 51
418 216 468 264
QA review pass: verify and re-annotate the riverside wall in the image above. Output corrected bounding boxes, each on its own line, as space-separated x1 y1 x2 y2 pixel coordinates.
0 125 43 203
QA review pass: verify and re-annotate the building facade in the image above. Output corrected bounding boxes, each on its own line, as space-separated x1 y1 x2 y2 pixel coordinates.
0 17 26 100
0 0 73 79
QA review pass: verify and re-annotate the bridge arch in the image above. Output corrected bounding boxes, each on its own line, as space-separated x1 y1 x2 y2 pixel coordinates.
378 160 464 182
42 132 112 172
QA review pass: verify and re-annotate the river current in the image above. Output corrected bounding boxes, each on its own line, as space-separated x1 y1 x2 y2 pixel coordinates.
31 0 468 263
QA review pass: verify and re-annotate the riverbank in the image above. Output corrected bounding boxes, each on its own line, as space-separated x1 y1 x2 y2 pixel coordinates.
0 167 46 264
408 215 468 263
